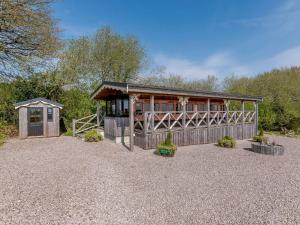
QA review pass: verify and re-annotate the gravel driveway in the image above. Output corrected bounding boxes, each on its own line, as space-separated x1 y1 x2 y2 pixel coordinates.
0 136 299 225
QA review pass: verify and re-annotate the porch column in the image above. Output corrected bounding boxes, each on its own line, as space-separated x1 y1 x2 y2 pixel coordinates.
224 99 230 136
150 95 154 132
129 95 136 151
207 98 210 143
179 97 188 145
242 100 245 139
96 101 100 127
254 101 259 135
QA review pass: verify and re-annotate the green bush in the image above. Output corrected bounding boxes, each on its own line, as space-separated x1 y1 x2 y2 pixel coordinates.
64 129 73 137
253 135 268 144
84 129 103 142
218 136 236 148
156 131 177 157
0 121 18 146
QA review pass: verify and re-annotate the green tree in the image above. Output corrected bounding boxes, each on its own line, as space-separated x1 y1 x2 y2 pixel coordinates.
60 27 146 89
0 0 60 79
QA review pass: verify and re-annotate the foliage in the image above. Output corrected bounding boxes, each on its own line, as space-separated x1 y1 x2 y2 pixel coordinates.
60 88 96 128
0 0 60 79
224 67 300 132
218 136 236 148
64 129 73 137
0 121 18 145
156 131 177 156
139 74 219 91
84 129 103 142
59 26 146 90
253 129 268 144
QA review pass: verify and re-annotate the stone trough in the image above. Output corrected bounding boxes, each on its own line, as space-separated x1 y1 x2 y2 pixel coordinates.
251 143 284 155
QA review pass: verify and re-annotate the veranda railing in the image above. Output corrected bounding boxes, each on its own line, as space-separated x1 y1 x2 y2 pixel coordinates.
134 110 256 133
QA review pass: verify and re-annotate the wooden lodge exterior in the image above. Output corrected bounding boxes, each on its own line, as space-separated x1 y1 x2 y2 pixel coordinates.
90 81 262 150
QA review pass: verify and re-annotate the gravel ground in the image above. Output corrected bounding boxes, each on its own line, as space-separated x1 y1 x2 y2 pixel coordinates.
0 135 299 225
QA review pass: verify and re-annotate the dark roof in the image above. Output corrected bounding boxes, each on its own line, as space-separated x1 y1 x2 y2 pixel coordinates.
14 98 63 109
92 81 263 101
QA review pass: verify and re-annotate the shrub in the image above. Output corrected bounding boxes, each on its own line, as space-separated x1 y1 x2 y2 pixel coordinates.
218 136 236 148
84 129 103 142
0 121 18 146
64 129 73 136
156 131 177 157
253 135 268 144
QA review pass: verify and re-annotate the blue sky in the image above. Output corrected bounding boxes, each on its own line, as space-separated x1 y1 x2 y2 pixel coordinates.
53 0 300 79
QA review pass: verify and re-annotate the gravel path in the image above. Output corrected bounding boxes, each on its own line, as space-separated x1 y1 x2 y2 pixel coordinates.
0 136 299 225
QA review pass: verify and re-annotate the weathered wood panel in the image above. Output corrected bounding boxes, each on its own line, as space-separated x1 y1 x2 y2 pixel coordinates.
134 123 256 149
104 117 130 138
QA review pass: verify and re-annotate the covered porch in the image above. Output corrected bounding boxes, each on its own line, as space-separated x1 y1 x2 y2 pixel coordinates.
90 81 262 150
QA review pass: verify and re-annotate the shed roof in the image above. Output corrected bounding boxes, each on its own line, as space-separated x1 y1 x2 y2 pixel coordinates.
92 81 263 101
14 98 63 109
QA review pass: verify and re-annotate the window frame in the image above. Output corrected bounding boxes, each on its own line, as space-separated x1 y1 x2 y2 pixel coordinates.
47 107 53 122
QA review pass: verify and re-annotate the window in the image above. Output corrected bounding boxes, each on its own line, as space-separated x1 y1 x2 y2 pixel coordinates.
198 104 206 111
161 103 167 111
176 103 182 111
154 103 160 111
144 103 150 112
187 103 193 111
167 103 174 111
47 108 53 122
135 102 143 113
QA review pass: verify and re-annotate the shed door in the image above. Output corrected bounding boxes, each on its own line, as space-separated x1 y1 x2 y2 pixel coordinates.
28 108 43 136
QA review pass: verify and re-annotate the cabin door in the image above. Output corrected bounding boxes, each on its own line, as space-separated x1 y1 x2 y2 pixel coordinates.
28 108 44 136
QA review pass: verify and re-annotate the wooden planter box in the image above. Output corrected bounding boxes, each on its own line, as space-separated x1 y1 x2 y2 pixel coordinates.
251 143 284 155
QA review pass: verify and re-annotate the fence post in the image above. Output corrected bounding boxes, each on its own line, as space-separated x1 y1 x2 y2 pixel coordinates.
242 100 245 139
207 98 210 143
72 119 76 137
96 102 100 127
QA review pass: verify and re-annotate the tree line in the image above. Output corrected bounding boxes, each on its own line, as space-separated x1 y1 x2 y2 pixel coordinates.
0 0 300 134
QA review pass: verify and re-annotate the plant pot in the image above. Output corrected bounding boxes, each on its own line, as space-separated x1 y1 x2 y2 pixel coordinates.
251 143 284 155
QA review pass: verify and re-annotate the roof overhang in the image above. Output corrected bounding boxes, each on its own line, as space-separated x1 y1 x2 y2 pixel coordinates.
15 98 64 109
91 81 263 102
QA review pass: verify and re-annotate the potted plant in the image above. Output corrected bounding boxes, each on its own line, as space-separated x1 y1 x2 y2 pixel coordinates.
156 131 177 157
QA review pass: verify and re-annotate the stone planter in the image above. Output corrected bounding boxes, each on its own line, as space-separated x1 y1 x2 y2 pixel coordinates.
251 143 284 155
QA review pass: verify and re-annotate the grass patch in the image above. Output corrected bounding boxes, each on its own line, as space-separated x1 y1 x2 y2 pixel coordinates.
84 129 103 142
64 129 73 137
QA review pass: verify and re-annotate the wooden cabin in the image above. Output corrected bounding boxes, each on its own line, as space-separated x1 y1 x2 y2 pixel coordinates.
90 81 262 150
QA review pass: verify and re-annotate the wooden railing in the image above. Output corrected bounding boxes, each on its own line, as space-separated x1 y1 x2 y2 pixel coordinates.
72 111 105 136
134 111 256 133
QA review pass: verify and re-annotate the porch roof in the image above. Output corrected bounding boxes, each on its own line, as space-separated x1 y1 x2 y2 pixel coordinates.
92 81 263 102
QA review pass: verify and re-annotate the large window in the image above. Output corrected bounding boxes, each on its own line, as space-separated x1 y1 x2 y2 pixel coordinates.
106 97 129 117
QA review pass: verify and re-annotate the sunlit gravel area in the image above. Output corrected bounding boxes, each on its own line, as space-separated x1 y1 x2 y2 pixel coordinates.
0 135 299 225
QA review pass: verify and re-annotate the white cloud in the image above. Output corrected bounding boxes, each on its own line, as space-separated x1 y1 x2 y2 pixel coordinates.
269 46 300 67
153 45 300 79
153 52 250 79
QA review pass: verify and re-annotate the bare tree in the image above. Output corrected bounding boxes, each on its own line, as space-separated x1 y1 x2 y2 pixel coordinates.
0 0 60 79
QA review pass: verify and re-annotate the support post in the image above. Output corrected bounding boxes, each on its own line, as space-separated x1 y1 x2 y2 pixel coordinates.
207 98 210 143
72 119 76 137
150 95 154 132
129 95 135 151
96 101 100 126
254 101 259 135
224 99 229 136
242 100 245 139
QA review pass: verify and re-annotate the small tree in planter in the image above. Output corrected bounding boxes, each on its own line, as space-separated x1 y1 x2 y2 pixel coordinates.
253 128 268 144
156 131 177 157
218 136 236 148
